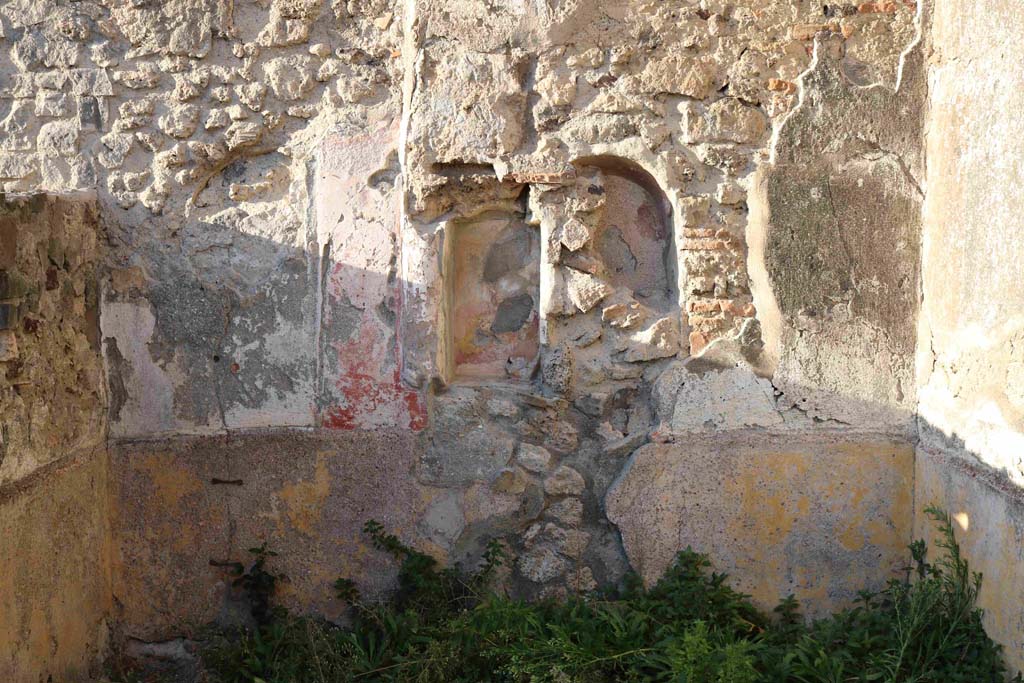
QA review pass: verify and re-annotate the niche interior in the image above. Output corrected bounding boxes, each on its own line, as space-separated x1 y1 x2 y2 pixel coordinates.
446 209 540 382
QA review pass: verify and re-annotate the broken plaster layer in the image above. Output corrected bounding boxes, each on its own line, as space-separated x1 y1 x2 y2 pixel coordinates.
749 28 926 434
0 0 918 439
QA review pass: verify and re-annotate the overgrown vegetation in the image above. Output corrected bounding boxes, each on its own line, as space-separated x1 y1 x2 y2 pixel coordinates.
198 508 1020 683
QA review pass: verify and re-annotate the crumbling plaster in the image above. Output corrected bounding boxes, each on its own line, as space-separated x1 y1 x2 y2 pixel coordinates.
4 0 1024 678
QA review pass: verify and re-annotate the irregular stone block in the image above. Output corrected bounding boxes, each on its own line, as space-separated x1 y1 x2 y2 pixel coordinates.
564 267 612 313
544 465 586 496
517 543 568 584
516 443 553 473
652 359 782 434
620 316 680 363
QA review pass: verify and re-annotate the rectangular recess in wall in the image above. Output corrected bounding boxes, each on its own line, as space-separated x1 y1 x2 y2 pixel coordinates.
446 211 540 382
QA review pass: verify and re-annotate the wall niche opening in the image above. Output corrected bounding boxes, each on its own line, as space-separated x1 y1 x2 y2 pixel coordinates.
574 156 676 314
446 209 540 383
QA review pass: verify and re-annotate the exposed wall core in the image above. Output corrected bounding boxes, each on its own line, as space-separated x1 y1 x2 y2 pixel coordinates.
573 158 676 315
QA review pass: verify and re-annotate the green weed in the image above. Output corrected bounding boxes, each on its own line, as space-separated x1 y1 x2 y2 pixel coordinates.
199 508 1021 683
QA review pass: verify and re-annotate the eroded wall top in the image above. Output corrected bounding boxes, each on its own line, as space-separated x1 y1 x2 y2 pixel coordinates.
0 0 919 437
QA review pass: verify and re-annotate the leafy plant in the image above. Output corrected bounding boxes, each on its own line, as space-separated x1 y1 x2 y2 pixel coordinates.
199 509 1022 683
233 542 287 626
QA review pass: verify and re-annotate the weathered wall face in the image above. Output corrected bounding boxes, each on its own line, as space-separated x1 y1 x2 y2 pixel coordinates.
916 0 1024 670
0 194 109 681
109 430 423 640
608 434 913 619
0 0 963 672
0 194 105 486
0 451 111 683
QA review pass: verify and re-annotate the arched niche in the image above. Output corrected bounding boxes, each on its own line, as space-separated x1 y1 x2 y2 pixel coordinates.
572 156 677 313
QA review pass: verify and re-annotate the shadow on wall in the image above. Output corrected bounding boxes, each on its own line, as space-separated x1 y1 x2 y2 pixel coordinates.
0 188 1019 678
100 120 429 438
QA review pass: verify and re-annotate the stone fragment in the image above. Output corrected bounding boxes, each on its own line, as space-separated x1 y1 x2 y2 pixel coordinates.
716 181 746 205
557 528 591 557
564 268 612 313
463 483 521 525
158 105 199 139
568 567 597 593
491 293 534 334
412 45 528 164
652 359 783 434
115 65 161 89
236 83 268 111
0 329 18 361
420 491 465 547
694 98 768 144
224 122 263 150
679 196 710 228
518 544 567 583
569 317 602 347
547 497 583 527
263 55 316 101
602 301 645 329
0 154 37 179
38 120 79 156
287 105 317 119
541 346 573 393
640 56 716 98
516 443 553 473
544 465 586 496
205 109 230 130
35 91 69 118
560 218 592 251
574 392 610 417
309 43 332 59
603 431 647 458
491 467 530 495
259 16 312 47
486 398 519 418
621 317 680 363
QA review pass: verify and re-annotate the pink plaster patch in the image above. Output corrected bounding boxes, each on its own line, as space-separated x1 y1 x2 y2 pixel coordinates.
316 119 426 432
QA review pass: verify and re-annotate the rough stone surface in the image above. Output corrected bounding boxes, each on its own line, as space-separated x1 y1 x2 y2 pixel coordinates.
0 195 105 487
544 465 586 497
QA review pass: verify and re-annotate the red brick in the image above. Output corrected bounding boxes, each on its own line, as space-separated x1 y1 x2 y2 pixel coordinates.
688 300 721 314
688 330 709 355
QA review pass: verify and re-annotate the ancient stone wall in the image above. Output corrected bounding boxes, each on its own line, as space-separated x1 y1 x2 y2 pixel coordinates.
0 194 110 682
916 0 1024 670
6 0 1024 678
